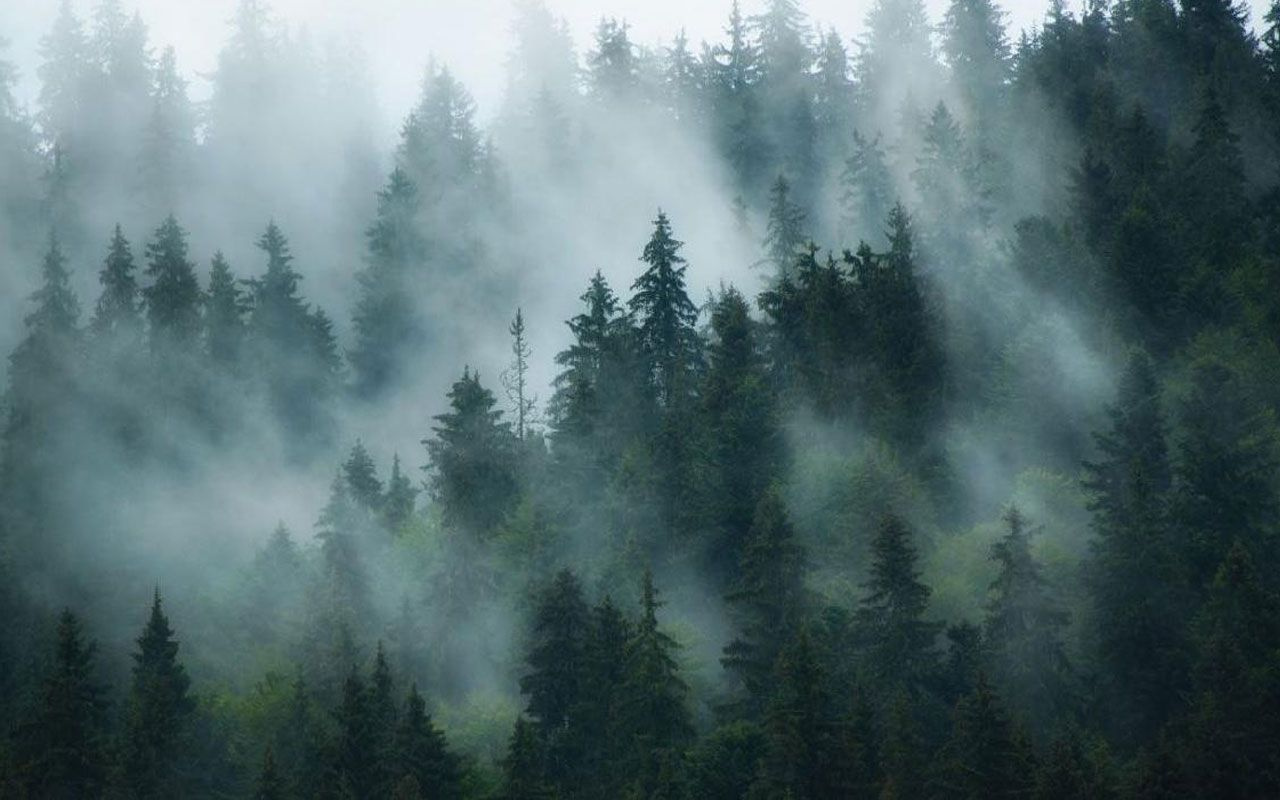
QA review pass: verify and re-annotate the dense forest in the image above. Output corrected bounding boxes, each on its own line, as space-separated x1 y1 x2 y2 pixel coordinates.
1 0 1280 796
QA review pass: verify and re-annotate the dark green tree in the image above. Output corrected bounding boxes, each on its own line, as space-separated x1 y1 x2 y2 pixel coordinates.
983 507 1072 732
630 210 701 408
854 514 941 697
762 173 807 280
394 685 463 800
343 440 384 513
120 590 196 799
722 488 807 718
933 674 1034 800
11 610 109 799
92 224 140 335
423 367 519 537
253 747 286 800
383 454 417 530
205 251 246 367
142 215 201 350
328 667 377 799
499 717 553 800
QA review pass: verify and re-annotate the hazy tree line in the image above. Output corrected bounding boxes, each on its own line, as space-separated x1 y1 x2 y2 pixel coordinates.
1 0 1280 797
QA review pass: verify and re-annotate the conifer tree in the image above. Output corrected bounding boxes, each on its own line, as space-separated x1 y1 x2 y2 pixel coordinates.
500 717 553 800
762 173 807 279
934 674 1034 800
423 367 519 536
941 0 1011 150
710 1 768 193
205 251 246 367
839 131 893 244
1083 351 1184 738
253 747 286 800
580 594 632 795
983 507 1072 731
855 514 941 697
12 610 108 799
93 224 140 335
722 488 807 718
630 211 700 408
121 590 196 799
142 215 201 350
588 18 639 102
383 454 417 530
349 168 427 399
394 685 463 800
620 570 692 792
503 308 536 441
702 287 781 581
343 441 384 513
327 667 378 798
140 46 195 216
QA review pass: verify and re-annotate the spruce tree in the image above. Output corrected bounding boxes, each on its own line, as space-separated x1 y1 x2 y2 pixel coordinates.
394 685 463 800
93 224 140 335
423 367 519 537
620 570 692 792
630 210 701 408
383 454 417 530
702 287 781 582
839 131 893 244
983 507 1072 732
204 251 246 367
580 595 632 796
762 173 807 279
349 168 427 399
1083 351 1184 738
329 667 377 799
854 514 941 697
12 610 108 799
343 441 384 513
140 46 196 216
722 488 807 718
500 717 553 800
142 215 201 350
933 674 1034 800
121 590 196 799
253 747 286 800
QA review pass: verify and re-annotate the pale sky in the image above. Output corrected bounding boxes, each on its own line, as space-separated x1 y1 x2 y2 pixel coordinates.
3 0 1275 135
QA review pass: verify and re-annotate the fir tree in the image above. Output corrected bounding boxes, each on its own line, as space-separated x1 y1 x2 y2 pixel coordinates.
343 440 384 513
12 610 109 799
762 173 807 280
854 514 941 697
722 488 807 718
620 570 692 792
383 454 417 530
500 717 553 800
140 46 196 215
839 131 893 244
329 667 377 799
349 168 427 399
394 685 463 800
205 251 246 367
120 590 196 799
92 224 140 335
580 594 632 796
423 367 519 536
253 748 286 800
934 674 1034 800
983 507 1072 732
142 215 201 350
630 210 700 408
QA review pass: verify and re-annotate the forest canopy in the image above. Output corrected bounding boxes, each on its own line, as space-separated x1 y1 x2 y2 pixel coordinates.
2 0 1280 797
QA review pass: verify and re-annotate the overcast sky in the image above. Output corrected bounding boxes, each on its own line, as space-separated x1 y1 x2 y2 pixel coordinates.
4 0 1274 138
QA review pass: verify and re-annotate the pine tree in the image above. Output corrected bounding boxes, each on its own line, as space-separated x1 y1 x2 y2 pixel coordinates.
399 65 481 191
588 18 638 102
941 0 1011 144
142 215 201 350
12 610 108 799
983 507 1072 731
423 367 519 536
205 251 246 367
92 224 140 335
383 454 417 530
394 685 463 800
580 595 632 796
722 488 807 718
620 570 692 792
630 210 701 408
121 590 196 799
349 168 427 399
710 1 768 193
38 0 90 156
855 514 941 697
1083 350 1185 738
762 173 807 280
